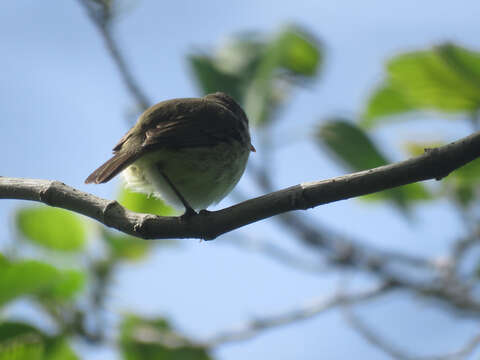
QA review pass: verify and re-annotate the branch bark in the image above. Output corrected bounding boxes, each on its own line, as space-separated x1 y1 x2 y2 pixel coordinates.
1 131 479 240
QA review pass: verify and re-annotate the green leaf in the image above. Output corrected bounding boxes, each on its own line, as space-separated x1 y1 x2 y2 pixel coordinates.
0 323 42 343
452 157 480 185
445 158 480 208
0 323 78 360
0 341 43 360
188 55 244 102
16 207 86 252
120 315 211 360
245 25 322 126
44 338 78 360
362 83 416 127
0 322 44 360
316 119 430 209
188 25 322 127
318 119 389 169
363 43 480 126
118 187 176 216
276 27 321 76
0 260 85 305
44 269 86 301
103 230 151 261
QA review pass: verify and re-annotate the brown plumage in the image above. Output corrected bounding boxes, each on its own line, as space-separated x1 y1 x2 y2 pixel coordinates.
85 92 253 186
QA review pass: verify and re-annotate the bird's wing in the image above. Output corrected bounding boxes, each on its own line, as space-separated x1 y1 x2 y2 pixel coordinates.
140 98 244 150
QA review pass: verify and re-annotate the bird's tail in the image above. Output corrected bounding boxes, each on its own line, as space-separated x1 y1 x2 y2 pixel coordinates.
85 152 139 184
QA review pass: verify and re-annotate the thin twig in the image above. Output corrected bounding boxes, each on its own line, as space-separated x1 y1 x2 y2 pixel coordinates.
204 282 393 346
343 306 480 360
77 0 151 109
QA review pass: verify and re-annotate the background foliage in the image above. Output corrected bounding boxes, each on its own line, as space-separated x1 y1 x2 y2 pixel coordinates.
1 1 480 359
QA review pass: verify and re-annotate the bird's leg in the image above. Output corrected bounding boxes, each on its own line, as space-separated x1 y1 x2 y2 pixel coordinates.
159 169 196 217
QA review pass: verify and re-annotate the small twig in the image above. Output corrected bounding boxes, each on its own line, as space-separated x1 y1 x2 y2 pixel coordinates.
343 306 480 360
203 282 393 346
77 0 151 109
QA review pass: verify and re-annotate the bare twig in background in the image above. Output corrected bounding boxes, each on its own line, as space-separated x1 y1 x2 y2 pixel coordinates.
77 0 151 109
343 306 480 360
223 233 329 273
204 282 393 347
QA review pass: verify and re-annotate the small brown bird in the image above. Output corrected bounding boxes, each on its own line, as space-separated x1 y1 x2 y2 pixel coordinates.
85 92 255 215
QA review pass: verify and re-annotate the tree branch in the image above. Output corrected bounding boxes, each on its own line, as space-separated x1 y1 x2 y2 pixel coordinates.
1 131 479 240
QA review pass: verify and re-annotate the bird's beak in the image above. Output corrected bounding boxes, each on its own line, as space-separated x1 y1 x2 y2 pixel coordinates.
250 144 256 152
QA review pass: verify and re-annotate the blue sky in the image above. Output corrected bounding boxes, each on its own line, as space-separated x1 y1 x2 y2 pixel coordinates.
1 1 480 359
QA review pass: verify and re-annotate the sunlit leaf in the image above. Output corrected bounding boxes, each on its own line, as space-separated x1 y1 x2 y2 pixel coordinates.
0 323 78 360
245 25 322 126
16 207 86 252
363 43 480 126
189 25 322 127
44 269 86 301
118 187 176 216
103 231 151 261
0 341 43 360
0 322 44 360
445 159 480 208
316 119 430 210
188 56 244 102
362 83 416 127
276 27 321 76
0 260 85 305
44 338 78 360
120 315 211 360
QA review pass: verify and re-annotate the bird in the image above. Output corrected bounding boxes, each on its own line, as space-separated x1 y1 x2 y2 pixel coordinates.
85 92 255 216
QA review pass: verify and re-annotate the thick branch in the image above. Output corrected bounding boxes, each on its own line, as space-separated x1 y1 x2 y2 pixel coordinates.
1 131 479 240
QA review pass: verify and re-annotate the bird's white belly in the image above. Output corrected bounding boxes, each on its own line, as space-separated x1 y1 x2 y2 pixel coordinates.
121 142 249 211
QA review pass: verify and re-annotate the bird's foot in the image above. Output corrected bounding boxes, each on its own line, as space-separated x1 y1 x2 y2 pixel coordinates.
181 206 197 220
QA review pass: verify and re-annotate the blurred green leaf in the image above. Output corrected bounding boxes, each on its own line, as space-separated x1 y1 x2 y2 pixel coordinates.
318 119 389 169
0 260 85 305
445 159 480 208
44 338 78 360
316 119 430 210
120 315 211 360
189 25 322 127
44 269 86 301
0 323 78 360
0 322 43 360
188 56 244 102
16 207 86 252
363 43 480 126
0 341 43 360
452 158 480 185
245 25 322 126
362 83 416 128
276 27 321 76
118 187 175 216
103 231 151 261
